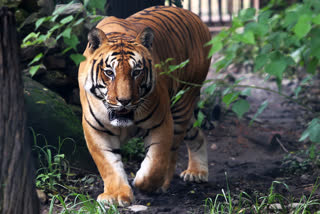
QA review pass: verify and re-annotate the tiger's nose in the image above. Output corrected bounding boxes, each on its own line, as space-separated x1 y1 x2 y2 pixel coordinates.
116 97 131 106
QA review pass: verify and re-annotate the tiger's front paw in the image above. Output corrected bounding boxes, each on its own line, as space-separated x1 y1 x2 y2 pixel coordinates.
180 169 208 183
97 186 134 207
133 169 166 192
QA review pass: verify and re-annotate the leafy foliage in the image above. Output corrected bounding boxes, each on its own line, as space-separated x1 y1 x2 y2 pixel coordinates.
31 128 75 191
50 193 119 214
205 0 320 143
21 1 104 76
121 138 145 162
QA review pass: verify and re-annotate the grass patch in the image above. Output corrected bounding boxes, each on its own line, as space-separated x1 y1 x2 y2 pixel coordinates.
204 179 320 214
49 193 119 214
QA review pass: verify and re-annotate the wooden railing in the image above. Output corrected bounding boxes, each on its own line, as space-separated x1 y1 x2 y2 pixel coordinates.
168 0 260 31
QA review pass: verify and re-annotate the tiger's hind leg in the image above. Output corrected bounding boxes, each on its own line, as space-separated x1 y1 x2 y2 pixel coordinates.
180 116 208 182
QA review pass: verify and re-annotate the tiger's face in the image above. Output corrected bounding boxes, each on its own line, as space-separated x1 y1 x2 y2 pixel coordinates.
84 28 155 127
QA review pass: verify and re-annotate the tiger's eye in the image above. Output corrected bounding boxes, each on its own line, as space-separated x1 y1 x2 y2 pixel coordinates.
104 70 114 78
132 69 142 77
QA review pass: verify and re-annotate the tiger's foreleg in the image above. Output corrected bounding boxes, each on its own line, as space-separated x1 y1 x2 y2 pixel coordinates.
82 121 134 206
180 117 208 182
133 111 174 192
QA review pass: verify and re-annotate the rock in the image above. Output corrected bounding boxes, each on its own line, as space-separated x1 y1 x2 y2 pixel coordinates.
69 88 81 105
36 189 47 204
44 55 67 70
53 3 85 16
34 70 70 89
210 143 218 151
128 205 148 213
37 0 54 16
21 45 46 63
23 76 94 169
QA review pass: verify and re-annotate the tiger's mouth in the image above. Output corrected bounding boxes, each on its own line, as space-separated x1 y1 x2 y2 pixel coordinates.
108 108 134 122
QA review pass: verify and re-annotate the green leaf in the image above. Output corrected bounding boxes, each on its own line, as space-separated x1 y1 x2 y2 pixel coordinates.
307 58 318 74
241 88 251 96
258 10 272 25
294 14 312 39
28 53 43 66
73 18 85 26
254 54 269 72
86 0 106 12
239 8 256 22
171 88 188 107
193 111 205 128
208 41 223 58
168 59 189 73
197 99 205 109
265 59 287 80
204 84 217 95
232 99 250 119
237 30 256 45
312 14 320 24
299 118 320 143
222 92 240 107
29 65 41 77
35 17 51 30
59 28 72 40
283 11 299 29
310 36 320 59
64 34 79 51
60 15 74 24
70 54 86 65
249 100 268 126
245 22 269 37
22 32 40 44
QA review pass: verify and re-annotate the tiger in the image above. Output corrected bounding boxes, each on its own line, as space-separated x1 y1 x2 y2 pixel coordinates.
78 5 212 206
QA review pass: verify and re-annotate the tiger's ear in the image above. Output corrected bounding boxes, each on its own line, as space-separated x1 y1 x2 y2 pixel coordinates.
88 28 107 54
137 27 154 51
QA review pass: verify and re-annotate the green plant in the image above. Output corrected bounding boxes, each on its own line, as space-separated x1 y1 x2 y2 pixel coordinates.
204 180 320 214
121 137 145 162
31 129 75 191
49 193 119 214
21 1 104 76
205 0 320 143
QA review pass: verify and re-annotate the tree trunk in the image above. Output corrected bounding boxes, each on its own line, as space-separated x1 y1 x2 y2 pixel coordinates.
106 0 165 18
0 7 39 214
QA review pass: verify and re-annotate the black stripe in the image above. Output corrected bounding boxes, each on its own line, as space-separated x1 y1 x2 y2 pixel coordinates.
171 146 179 151
144 142 160 153
96 60 102 85
174 118 190 125
173 110 190 120
184 129 199 141
148 115 165 131
135 99 159 125
84 116 117 136
186 125 193 133
90 60 97 86
153 13 185 43
171 99 191 114
131 17 164 31
109 149 121 154
162 9 194 49
86 93 105 128
174 130 185 135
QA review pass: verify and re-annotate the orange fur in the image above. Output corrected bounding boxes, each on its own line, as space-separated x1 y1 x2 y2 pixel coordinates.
78 6 212 206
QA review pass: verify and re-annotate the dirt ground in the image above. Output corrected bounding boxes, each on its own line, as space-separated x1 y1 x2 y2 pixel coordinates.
40 66 320 213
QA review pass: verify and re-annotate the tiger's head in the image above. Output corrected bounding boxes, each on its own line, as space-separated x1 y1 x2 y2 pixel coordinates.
84 27 155 127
